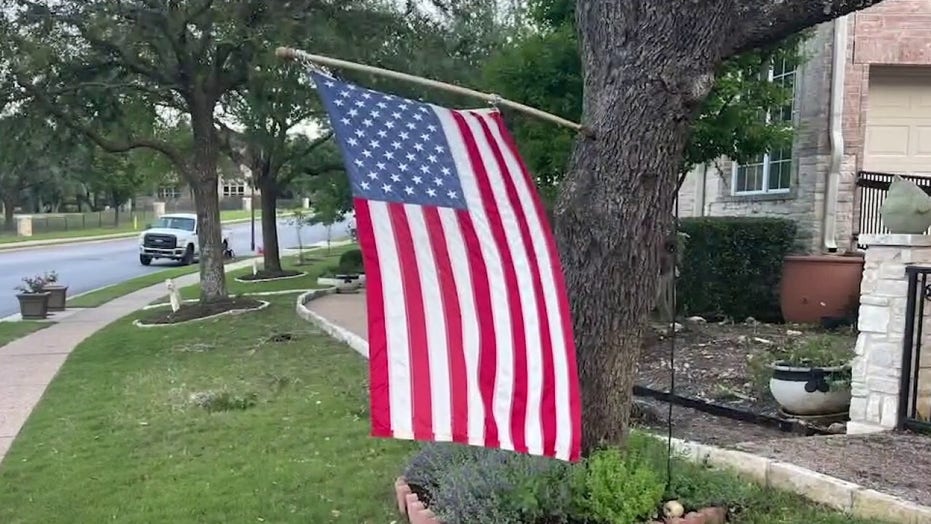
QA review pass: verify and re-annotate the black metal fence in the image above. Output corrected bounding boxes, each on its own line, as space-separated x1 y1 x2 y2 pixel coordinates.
900 266 931 432
857 171 931 248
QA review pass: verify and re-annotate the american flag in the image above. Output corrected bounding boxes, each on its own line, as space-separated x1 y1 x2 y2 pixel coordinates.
310 71 581 461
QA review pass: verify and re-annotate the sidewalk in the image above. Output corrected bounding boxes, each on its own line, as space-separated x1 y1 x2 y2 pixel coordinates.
0 257 256 462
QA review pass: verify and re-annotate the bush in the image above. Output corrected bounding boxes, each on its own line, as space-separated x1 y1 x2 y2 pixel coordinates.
578 448 665 524
338 248 364 274
678 217 797 322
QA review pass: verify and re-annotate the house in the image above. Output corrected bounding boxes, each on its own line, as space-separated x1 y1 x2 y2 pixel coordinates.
676 0 931 254
138 164 260 213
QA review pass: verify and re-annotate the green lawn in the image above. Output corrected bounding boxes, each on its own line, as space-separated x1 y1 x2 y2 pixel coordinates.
0 321 52 347
67 261 230 308
0 210 269 246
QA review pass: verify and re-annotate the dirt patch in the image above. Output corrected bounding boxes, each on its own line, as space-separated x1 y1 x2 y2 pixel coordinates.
635 401 793 447
637 320 857 419
237 269 303 281
138 297 265 325
735 432 931 504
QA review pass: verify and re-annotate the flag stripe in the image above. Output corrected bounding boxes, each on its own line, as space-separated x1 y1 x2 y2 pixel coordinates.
367 201 414 439
452 110 529 454
489 114 582 461
436 107 507 449
407 205 453 439
470 111 558 457
388 203 434 440
355 199 392 437
442 209 493 446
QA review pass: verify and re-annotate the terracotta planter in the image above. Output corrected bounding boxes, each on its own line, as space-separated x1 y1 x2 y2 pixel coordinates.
44 285 68 312
17 292 51 320
779 255 864 324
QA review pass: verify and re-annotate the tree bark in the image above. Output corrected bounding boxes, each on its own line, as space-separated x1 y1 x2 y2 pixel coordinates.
190 100 228 303
257 173 283 273
2 197 15 232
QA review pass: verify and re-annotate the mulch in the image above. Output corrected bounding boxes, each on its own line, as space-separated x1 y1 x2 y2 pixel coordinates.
237 269 303 281
735 432 931 505
138 297 264 325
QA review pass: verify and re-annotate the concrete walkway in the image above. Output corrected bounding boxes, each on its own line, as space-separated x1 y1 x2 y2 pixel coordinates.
0 258 256 462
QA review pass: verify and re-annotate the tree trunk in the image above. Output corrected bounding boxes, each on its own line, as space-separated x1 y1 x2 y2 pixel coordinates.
257 173 283 273
189 100 228 303
2 197 15 232
555 1 718 453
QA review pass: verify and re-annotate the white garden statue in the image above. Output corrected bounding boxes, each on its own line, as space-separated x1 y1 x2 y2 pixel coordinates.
166 278 182 313
881 175 931 234
252 259 258 276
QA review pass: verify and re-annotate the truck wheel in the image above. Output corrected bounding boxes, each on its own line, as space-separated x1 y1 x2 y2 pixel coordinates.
140 255 153 266
181 244 194 265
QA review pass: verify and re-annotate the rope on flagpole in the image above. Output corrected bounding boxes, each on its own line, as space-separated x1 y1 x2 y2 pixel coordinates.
275 47 593 138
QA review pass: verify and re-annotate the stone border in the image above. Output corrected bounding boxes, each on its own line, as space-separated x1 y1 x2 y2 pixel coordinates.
395 477 442 524
143 289 311 310
133 300 270 328
294 288 368 358
648 434 931 523
233 271 307 284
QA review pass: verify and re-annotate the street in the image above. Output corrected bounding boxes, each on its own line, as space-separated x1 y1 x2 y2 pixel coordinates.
0 217 351 318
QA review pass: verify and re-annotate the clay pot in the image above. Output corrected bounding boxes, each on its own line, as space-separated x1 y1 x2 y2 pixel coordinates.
779 254 864 324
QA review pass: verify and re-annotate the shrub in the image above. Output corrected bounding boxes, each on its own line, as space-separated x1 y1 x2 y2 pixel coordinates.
678 217 797 322
576 447 665 524
338 248 364 274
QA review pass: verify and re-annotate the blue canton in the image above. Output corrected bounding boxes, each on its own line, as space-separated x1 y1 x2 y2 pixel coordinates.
310 72 467 210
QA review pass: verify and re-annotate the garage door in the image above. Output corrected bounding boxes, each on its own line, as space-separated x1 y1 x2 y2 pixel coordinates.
864 69 931 174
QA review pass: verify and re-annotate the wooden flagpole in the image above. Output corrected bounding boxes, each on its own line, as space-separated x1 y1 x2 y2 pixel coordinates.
275 47 591 136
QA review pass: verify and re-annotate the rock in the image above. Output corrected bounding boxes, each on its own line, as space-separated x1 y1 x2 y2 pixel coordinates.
631 399 664 425
827 422 847 434
752 337 774 345
697 506 727 524
686 316 707 324
663 500 685 518
786 329 803 336
745 316 759 325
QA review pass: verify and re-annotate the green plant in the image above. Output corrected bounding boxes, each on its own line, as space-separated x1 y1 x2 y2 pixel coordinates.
15 274 48 294
44 271 59 284
338 248 364 274
678 217 798 322
576 447 665 524
748 333 855 395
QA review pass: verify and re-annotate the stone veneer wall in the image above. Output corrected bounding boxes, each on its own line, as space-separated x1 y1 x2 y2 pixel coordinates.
850 234 931 434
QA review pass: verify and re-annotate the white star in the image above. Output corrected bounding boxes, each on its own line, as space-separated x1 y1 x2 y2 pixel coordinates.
376 102 387 109
390 174 401 183
399 132 410 140
377 130 387 139
347 138 358 147
376 162 387 170
420 133 430 141
334 99 344 107
406 153 416 161
348 109 359 117
427 125 437 132
441 167 451 176
426 188 437 197
362 92 372 99
324 80 335 87
354 130 365 138
360 181 370 190
363 119 373 127
406 123 416 130
413 113 423 121
434 177 444 186
385 121 395 129
419 107 429 113
392 141 402 150
414 143 424 151
382 183 392 193
348 84 357 90
354 159 364 167
340 118 351 125
420 165 430 174
354 100 365 107
339 90 350 98
435 145 445 153
367 172 379 180
370 110 381 119
399 104 408 111
447 190 457 199
369 140 380 149
412 176 423 184
398 163 409 172
383 151 395 160
392 112 401 119
405 186 415 195
427 155 438 163
362 150 372 158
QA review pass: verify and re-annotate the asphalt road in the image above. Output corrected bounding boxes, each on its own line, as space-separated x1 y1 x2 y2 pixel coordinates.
0 217 352 318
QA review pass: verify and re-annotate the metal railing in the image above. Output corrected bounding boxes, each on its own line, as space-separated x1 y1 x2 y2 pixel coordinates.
857 171 931 248
900 266 931 432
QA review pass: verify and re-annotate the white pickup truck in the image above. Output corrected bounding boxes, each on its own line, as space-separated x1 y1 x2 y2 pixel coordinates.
138 213 232 266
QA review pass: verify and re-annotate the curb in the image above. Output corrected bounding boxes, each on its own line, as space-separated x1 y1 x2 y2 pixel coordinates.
234 271 308 283
133 299 270 328
648 434 931 523
294 288 368 359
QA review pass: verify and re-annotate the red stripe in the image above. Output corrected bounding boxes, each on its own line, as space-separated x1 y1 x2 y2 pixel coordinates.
471 111 558 457
455 211 499 448
423 208 469 442
452 111 529 454
354 199 391 437
387 202 434 440
490 113 582 461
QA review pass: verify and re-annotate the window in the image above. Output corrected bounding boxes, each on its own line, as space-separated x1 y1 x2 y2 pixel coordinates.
222 181 247 197
732 55 798 195
157 186 181 199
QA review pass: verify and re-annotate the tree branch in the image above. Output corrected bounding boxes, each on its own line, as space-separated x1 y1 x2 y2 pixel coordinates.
727 0 884 57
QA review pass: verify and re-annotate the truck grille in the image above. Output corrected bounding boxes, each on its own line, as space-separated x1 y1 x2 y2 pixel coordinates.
143 234 177 249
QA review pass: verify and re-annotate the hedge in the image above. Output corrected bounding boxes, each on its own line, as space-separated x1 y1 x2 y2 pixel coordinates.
677 217 798 322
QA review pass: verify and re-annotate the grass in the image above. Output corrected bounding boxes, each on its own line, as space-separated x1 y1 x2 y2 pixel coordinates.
0 321 52 347
0 210 270 246
67 262 222 308
0 257 411 523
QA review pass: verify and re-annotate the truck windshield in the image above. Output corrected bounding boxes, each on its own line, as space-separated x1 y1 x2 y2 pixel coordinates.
152 217 195 231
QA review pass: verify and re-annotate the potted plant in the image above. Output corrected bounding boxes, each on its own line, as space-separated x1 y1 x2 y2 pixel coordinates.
768 334 853 416
15 274 51 320
317 265 361 290
42 271 68 312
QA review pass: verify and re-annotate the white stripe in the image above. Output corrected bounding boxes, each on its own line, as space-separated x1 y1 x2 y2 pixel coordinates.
404 204 452 440
438 207 486 446
482 113 574 460
369 201 413 438
433 105 515 452
460 111 544 456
